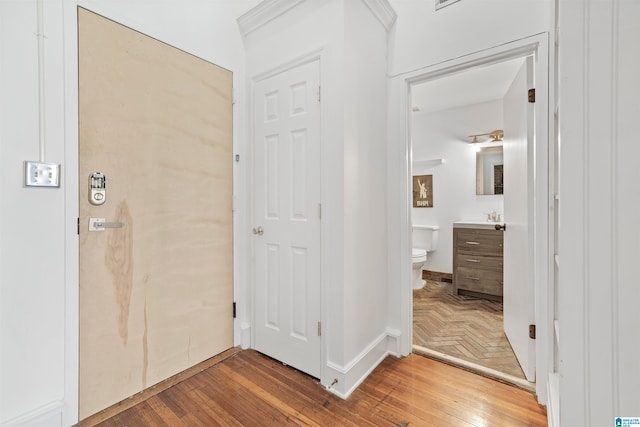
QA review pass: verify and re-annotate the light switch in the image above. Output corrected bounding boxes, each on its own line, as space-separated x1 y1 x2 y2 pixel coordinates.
24 161 60 187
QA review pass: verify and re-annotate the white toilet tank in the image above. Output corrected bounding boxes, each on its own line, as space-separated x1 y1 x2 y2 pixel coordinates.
413 225 440 252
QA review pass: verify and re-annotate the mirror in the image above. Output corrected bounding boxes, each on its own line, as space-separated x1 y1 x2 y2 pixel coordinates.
476 145 503 195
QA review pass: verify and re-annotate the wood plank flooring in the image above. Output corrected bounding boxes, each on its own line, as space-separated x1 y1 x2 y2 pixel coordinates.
95 349 547 426
413 280 525 379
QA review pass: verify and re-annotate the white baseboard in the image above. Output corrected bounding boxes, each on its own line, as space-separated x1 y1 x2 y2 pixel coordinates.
547 372 559 427
1 401 64 427
240 322 251 349
385 327 402 356
324 330 397 399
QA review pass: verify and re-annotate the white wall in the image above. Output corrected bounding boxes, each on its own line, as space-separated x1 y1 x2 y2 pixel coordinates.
342 0 390 384
558 0 640 425
387 0 550 77
241 0 391 397
411 100 503 274
0 3 66 426
0 1 255 425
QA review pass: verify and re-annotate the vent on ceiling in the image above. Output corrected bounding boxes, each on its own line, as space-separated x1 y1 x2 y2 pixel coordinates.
435 0 462 10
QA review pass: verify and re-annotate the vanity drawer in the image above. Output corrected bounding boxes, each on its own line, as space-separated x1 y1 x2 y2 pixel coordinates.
455 267 503 296
453 227 504 299
455 230 503 255
456 254 503 271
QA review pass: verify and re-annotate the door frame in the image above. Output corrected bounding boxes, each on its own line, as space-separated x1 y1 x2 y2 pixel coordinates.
397 33 552 403
247 48 326 385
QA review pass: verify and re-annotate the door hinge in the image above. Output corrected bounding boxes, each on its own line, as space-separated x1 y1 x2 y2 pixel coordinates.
317 85 321 102
232 87 237 106
233 302 237 318
77 217 80 235
529 324 536 339
317 321 322 336
528 88 536 103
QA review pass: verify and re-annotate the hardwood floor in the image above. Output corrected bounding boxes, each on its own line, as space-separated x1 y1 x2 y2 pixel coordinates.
94 349 547 426
413 280 525 380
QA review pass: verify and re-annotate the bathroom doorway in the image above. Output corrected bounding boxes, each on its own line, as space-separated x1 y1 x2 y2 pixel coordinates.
406 39 550 393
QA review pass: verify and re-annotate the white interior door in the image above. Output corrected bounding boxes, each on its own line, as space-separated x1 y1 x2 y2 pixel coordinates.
252 59 321 378
503 57 536 382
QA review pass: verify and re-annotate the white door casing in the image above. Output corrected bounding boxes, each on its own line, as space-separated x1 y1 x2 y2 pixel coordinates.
252 59 321 378
503 56 536 382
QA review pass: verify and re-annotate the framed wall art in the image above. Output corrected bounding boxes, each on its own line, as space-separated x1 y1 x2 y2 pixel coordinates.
412 174 433 208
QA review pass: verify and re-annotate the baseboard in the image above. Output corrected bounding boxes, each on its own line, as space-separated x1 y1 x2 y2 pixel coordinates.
325 331 391 399
240 322 251 349
547 372 559 427
385 327 402 356
423 270 452 283
78 347 241 426
1 401 64 427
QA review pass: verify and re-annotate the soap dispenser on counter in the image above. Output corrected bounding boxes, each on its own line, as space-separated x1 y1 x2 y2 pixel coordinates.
486 211 502 222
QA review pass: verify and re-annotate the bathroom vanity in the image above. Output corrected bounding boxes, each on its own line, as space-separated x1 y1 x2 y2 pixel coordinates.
452 222 504 301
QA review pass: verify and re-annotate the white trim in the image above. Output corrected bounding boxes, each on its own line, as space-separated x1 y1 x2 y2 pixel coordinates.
251 48 324 84
239 322 251 349
62 3 80 426
325 332 391 399
0 401 64 427
236 0 305 37
361 0 397 31
395 32 551 405
385 327 402 356
547 372 560 427
237 0 397 36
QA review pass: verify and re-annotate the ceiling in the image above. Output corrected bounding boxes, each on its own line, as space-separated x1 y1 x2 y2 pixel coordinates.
411 57 525 114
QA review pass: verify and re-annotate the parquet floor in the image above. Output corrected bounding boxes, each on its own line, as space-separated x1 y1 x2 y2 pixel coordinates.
413 280 525 380
95 349 547 426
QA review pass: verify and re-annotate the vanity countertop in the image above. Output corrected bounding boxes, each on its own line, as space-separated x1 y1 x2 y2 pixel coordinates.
453 220 504 230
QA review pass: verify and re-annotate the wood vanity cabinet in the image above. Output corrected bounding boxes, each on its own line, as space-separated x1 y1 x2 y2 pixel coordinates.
452 227 504 301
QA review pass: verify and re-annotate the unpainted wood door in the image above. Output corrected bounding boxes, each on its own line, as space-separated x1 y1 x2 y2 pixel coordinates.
78 8 233 419
252 59 322 378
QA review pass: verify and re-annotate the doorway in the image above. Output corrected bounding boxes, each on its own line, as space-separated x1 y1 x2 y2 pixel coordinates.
78 8 234 420
403 37 550 398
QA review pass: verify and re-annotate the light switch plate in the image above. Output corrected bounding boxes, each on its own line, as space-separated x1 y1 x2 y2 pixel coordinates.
24 161 60 187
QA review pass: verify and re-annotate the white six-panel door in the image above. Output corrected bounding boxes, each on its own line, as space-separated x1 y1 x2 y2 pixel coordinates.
252 59 321 378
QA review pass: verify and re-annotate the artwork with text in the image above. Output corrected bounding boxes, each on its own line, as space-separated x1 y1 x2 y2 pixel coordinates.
413 175 433 208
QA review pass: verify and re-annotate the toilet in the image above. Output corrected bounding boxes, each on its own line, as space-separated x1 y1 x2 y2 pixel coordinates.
412 225 440 289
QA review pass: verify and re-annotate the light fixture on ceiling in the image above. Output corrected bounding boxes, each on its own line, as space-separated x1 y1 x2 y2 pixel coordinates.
468 129 504 143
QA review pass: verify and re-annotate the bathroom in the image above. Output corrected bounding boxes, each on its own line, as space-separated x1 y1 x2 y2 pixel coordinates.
410 57 531 386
